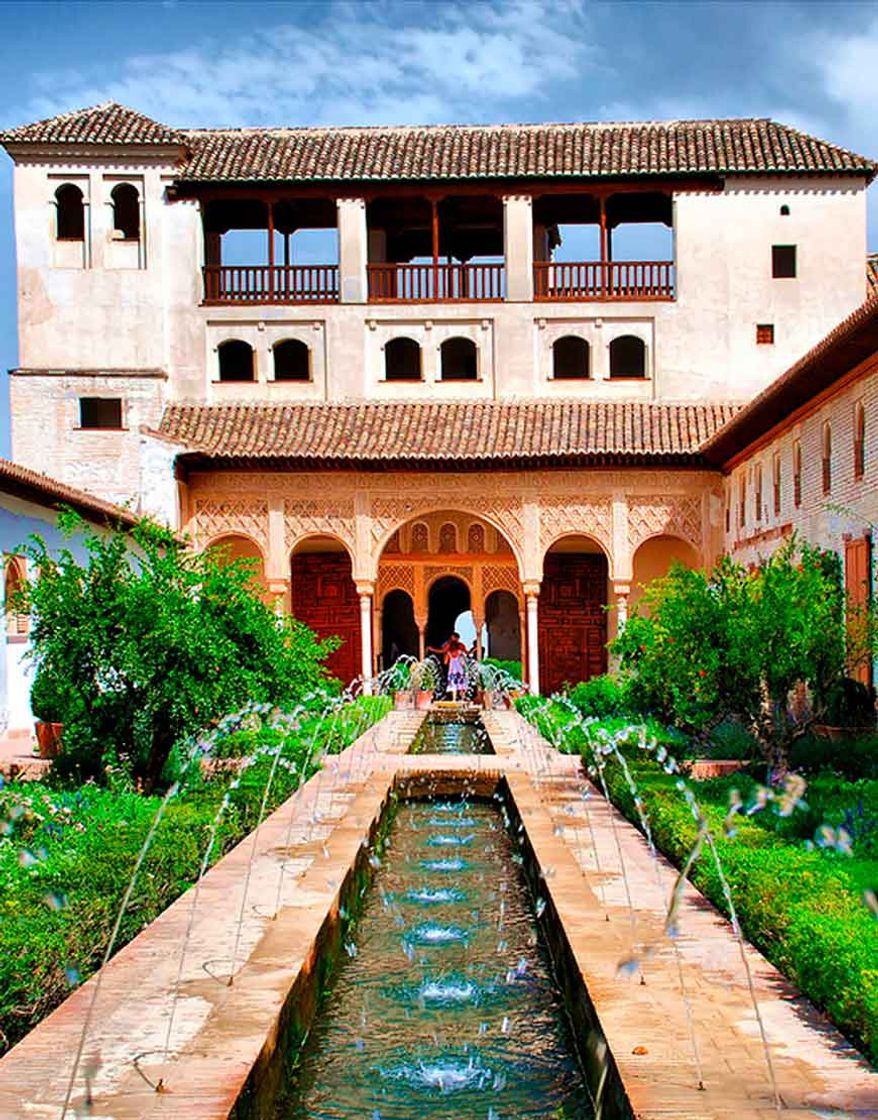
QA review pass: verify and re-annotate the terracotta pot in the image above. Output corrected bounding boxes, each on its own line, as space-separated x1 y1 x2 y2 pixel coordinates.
34 720 63 759
415 690 433 711
393 690 414 710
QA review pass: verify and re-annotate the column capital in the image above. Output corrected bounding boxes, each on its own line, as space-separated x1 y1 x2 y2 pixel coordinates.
612 580 631 598
355 580 375 598
522 580 541 599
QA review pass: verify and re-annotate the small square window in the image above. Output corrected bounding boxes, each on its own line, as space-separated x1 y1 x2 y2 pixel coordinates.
756 324 775 345
772 245 797 278
79 398 123 429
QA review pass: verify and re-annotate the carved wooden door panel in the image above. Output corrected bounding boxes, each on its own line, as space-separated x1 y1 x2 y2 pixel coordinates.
291 552 361 685
539 552 607 694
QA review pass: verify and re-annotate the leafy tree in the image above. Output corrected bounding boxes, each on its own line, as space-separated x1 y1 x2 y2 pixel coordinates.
18 512 338 789
613 539 870 777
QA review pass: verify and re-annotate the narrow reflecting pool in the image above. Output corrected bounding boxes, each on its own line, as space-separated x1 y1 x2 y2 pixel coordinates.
409 717 495 754
275 798 593 1118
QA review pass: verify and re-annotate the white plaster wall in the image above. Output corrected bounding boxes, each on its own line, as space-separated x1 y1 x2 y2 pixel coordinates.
724 353 878 567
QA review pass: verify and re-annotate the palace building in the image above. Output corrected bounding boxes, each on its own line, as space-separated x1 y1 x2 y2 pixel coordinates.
1 102 876 693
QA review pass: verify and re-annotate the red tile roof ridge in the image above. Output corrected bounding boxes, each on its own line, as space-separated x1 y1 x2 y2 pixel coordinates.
0 456 141 527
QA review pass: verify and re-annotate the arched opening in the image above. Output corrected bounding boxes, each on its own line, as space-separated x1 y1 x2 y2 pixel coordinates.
854 401 866 480
540 535 609 694
552 336 590 380
273 338 310 381
55 183 85 241
290 536 360 685
630 535 700 615
427 575 471 651
822 421 832 494
207 534 268 594
440 337 477 381
4 556 28 636
485 590 520 662
111 183 140 240
385 337 422 382
381 589 418 668
609 335 646 378
438 522 457 553
218 339 255 382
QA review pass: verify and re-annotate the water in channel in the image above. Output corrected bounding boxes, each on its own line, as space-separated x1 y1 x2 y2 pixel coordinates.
275 797 593 1119
409 717 495 755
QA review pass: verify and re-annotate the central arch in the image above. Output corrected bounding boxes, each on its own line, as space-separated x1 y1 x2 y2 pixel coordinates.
376 509 523 674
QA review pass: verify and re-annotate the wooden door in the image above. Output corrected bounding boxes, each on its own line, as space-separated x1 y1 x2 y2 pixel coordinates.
291 552 361 685
539 552 608 695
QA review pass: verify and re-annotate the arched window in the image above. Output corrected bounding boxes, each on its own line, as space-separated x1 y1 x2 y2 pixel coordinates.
410 523 429 553
4 556 28 636
552 336 590 380
609 335 646 378
440 337 477 381
467 523 485 553
217 339 255 382
273 339 310 381
384 337 421 382
55 184 84 241
438 522 457 553
854 401 865 480
822 422 832 494
793 440 802 508
111 183 140 240
738 476 746 529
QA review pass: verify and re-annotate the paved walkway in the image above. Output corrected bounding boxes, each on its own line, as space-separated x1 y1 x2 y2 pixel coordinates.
0 709 874 1119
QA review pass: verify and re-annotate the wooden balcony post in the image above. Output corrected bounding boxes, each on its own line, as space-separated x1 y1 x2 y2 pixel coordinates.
431 197 440 300
599 196 608 298
267 201 275 301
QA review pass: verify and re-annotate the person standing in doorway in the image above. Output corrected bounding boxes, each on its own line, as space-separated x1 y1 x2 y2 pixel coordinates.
427 631 468 701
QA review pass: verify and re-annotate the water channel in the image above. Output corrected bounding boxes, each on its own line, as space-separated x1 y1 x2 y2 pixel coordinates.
274 795 593 1118
408 715 495 755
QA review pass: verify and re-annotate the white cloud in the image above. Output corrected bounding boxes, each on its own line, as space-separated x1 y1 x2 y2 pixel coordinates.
11 0 596 130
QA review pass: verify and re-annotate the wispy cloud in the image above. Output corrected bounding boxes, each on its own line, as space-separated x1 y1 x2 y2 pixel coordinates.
12 0 597 129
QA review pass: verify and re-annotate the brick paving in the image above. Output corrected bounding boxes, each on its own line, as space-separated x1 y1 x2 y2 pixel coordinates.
0 708 874 1119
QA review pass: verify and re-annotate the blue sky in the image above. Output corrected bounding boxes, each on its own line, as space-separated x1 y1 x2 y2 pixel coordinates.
1 0 877 455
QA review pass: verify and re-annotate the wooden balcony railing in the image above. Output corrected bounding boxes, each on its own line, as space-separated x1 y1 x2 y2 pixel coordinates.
203 265 340 304
367 262 505 303
534 260 675 301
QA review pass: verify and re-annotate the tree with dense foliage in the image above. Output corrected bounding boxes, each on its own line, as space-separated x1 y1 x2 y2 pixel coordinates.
19 512 338 789
613 540 872 777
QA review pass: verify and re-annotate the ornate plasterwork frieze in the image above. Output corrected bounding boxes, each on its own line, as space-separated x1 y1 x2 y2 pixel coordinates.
627 495 703 552
192 498 269 550
284 497 356 552
538 496 613 555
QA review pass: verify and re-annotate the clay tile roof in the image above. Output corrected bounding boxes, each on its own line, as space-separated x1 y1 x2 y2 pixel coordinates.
2 104 874 183
703 298 878 465
0 457 140 527
868 253 878 296
157 400 740 469
0 101 186 147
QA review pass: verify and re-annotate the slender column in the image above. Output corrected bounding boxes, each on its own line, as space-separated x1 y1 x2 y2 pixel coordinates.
357 582 374 693
614 581 630 633
519 607 527 685
416 617 427 661
599 195 608 297
523 581 540 695
472 612 484 660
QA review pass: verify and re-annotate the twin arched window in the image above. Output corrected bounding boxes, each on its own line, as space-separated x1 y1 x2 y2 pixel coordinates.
383 336 478 382
218 338 312 382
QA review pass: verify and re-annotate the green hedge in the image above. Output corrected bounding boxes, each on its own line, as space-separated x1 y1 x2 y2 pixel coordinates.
0 696 390 1054
517 701 878 1064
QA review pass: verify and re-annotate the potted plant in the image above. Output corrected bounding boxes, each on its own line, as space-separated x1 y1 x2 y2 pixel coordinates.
30 670 65 759
411 657 440 710
389 658 414 710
